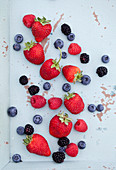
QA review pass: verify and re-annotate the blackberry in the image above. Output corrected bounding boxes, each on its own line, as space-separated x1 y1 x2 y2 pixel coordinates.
52 152 65 163
24 124 34 135
61 24 71 36
19 75 28 85
96 66 108 77
80 53 89 64
58 137 70 147
28 85 40 95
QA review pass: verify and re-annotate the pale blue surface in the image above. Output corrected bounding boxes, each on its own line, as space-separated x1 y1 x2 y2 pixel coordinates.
0 0 116 169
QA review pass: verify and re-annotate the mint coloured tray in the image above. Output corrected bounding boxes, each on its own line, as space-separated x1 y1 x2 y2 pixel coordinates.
0 0 116 169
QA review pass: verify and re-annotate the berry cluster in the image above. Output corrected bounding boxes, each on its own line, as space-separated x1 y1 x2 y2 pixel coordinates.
88 104 104 112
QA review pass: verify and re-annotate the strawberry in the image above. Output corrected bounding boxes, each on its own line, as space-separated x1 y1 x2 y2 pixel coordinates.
32 16 52 42
31 95 46 109
48 97 62 110
65 143 78 157
62 65 83 83
23 134 51 156
64 92 84 114
23 41 45 65
68 43 81 55
49 112 73 138
40 48 62 80
74 119 88 132
23 14 36 28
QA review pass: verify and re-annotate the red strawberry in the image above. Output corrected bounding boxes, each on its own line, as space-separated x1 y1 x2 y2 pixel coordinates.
68 43 81 55
40 48 62 80
32 17 52 42
64 92 84 114
31 95 46 109
48 97 62 110
62 65 83 83
65 143 78 157
23 41 45 65
23 134 51 156
74 119 88 132
49 112 73 138
23 14 36 28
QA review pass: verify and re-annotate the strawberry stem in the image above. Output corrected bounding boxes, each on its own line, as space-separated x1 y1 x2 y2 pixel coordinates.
35 16 51 25
24 40 35 51
51 47 62 72
73 71 83 83
23 135 32 146
57 112 72 125
64 92 75 100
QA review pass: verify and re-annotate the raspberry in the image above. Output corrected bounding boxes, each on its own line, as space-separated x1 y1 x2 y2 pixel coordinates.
52 152 65 163
96 66 108 77
61 24 71 35
80 53 89 64
58 137 70 147
24 124 34 135
28 85 40 95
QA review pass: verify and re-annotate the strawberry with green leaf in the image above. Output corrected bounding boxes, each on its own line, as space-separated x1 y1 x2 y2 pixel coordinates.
62 65 83 83
40 47 62 80
32 16 52 42
49 112 73 138
23 134 51 156
23 40 45 65
64 92 84 114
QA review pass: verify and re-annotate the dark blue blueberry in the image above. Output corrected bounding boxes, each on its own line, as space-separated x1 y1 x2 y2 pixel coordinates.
78 141 86 149
62 83 71 92
96 104 104 112
54 39 64 49
13 43 21 51
7 107 17 117
14 34 23 43
62 52 67 59
101 55 110 63
81 75 91 85
67 33 75 41
16 126 24 135
12 154 22 163
59 147 66 153
88 104 96 112
43 82 51 90
33 115 43 124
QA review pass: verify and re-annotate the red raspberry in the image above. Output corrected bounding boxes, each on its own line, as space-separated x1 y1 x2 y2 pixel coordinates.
31 95 46 108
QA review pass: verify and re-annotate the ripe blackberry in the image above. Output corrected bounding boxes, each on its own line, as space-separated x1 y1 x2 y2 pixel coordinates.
80 53 89 64
19 75 28 85
24 124 34 135
28 85 40 95
61 24 71 35
52 152 65 163
58 137 70 147
96 66 108 77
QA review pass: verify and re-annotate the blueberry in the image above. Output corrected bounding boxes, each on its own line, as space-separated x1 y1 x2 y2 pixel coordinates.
78 141 86 149
12 154 22 163
62 83 71 92
101 55 110 63
62 52 67 59
81 75 91 85
13 43 21 51
88 104 96 112
19 75 28 85
43 82 51 90
33 115 43 124
54 39 64 49
96 104 104 112
59 147 66 153
16 126 24 135
14 34 23 43
67 33 75 41
7 107 17 117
